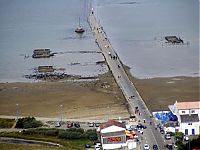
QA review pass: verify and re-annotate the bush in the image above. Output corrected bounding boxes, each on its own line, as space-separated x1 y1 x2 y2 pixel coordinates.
58 131 82 139
67 128 84 134
45 129 59 136
15 117 42 129
84 129 98 140
0 118 15 128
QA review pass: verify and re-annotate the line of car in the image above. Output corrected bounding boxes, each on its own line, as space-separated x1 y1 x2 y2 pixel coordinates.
54 121 100 128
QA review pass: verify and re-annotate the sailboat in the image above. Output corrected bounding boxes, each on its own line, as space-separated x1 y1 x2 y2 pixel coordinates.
75 18 85 33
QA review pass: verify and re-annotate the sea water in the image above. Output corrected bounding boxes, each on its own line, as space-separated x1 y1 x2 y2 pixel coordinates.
0 0 199 82
0 0 107 82
96 0 199 78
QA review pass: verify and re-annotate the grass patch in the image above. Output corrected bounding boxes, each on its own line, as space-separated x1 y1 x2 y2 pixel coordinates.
0 118 15 128
0 131 94 150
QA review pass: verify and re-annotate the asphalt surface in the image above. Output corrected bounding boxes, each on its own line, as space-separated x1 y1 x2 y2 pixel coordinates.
89 13 167 150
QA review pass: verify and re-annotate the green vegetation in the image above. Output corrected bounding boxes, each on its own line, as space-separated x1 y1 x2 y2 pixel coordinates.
0 118 15 128
0 143 65 150
0 128 97 150
15 117 42 129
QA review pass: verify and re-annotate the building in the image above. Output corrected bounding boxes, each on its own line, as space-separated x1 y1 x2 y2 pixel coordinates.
169 101 200 135
98 120 127 150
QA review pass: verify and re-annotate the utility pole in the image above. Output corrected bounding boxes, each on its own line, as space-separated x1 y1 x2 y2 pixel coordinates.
16 103 20 120
60 104 63 122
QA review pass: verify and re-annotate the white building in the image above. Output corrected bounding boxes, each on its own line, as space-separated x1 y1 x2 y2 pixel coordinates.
169 101 200 135
98 120 127 150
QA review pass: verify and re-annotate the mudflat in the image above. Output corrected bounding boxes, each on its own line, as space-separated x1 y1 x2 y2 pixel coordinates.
0 72 129 120
0 70 199 120
132 76 199 112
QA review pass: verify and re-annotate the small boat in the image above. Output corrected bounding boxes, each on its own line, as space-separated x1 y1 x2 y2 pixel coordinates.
75 18 85 33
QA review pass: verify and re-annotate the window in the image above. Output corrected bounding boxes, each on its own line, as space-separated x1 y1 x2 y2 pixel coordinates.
188 123 192 125
182 111 185 113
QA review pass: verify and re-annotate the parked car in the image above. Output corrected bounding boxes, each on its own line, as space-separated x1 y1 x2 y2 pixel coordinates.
184 135 189 141
138 129 143 134
85 144 91 148
165 134 171 140
137 124 147 129
95 144 101 150
160 128 164 134
95 122 100 127
67 121 73 128
55 122 61 127
88 122 94 127
74 122 80 128
153 144 158 150
166 144 173 150
144 144 150 150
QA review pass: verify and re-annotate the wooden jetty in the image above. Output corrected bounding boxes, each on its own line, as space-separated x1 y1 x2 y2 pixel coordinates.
32 49 53 58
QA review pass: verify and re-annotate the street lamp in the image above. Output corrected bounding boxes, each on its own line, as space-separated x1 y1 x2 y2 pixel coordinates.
60 104 63 122
16 103 20 120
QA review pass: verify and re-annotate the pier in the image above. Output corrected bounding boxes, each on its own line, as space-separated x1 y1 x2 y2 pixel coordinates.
89 12 165 149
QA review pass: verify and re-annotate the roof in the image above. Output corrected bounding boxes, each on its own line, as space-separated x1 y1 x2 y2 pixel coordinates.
176 101 200 110
180 114 199 123
100 120 126 131
101 125 126 133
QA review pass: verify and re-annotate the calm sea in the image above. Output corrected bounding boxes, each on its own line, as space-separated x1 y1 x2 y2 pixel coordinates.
0 0 199 82
96 0 199 78
0 0 107 82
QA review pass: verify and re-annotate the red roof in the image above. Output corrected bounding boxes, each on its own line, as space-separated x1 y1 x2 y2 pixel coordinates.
176 101 200 110
100 120 126 130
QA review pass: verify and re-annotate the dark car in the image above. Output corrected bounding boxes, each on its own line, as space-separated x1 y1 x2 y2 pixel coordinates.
95 122 100 127
166 144 173 150
74 122 80 128
67 122 73 128
137 124 147 129
153 144 158 150
85 144 91 148
160 128 164 134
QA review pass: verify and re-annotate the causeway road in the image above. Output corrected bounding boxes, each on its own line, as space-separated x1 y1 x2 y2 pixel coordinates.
89 13 166 150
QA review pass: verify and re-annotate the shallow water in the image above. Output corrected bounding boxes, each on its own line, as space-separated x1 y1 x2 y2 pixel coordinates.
0 0 199 82
96 0 199 78
0 0 108 82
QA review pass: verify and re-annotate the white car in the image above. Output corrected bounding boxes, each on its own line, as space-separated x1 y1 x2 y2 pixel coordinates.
144 144 149 150
95 145 101 150
138 129 143 134
165 134 171 140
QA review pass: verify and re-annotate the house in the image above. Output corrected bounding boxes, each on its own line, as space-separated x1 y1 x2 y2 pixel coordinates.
98 120 127 150
169 101 200 135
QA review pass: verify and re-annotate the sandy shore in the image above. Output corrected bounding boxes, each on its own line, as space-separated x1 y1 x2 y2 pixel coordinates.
124 66 200 112
0 72 129 120
0 65 199 120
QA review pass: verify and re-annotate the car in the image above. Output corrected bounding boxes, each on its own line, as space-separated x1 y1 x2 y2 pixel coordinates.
153 144 158 150
95 122 100 127
85 144 91 148
160 128 164 134
95 145 101 150
55 122 61 127
184 135 189 141
165 134 171 140
137 124 147 129
67 122 73 128
74 122 80 128
88 122 94 127
166 144 173 150
138 129 143 134
144 144 150 150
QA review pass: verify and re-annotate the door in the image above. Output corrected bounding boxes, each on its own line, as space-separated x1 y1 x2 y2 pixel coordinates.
185 129 188 135
192 129 195 135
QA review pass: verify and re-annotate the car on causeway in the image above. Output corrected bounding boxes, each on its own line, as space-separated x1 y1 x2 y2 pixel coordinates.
144 144 150 150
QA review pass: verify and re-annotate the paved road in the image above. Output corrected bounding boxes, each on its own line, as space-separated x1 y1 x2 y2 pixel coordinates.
89 13 166 150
